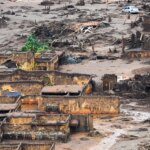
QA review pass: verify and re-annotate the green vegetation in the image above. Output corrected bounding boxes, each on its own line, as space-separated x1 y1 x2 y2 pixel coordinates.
22 34 49 53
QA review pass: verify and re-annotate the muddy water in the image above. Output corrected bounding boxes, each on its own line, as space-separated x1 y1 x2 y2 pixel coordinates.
122 109 150 122
90 129 125 150
89 104 150 150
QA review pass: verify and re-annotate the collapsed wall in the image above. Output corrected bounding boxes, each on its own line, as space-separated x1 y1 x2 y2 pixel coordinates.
114 74 150 98
143 15 150 32
19 95 120 114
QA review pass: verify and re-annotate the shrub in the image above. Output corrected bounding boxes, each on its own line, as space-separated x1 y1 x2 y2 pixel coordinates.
22 34 49 52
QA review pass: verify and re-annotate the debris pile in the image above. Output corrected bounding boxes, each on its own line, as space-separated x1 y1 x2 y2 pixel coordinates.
142 3 150 12
128 31 142 49
60 55 82 64
33 21 74 41
131 17 143 28
114 74 150 98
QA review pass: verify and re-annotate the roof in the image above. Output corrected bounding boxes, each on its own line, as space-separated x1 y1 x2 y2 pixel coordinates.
41 85 83 94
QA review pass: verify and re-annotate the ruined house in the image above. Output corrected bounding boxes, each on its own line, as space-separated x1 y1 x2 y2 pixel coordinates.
0 81 43 96
0 112 93 142
0 114 70 142
0 69 93 96
0 142 55 150
114 74 150 98
0 51 64 71
0 67 120 144
19 95 120 115
11 51 35 71
102 74 117 91
143 15 150 32
0 96 18 116
0 69 120 115
34 51 64 71
0 54 11 65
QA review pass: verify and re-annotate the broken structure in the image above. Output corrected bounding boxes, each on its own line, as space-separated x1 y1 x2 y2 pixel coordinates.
0 51 64 71
0 69 120 143
123 50 150 59
0 81 43 96
143 15 150 32
1 114 70 142
19 95 120 114
0 69 92 96
0 142 55 150
102 74 117 91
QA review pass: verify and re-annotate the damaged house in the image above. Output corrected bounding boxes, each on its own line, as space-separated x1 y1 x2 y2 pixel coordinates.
0 51 64 71
102 74 117 91
143 15 150 32
0 69 93 96
0 142 55 150
1 114 70 142
0 68 120 143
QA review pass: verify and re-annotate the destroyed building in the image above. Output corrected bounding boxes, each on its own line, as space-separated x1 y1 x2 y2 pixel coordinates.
18 95 120 115
143 15 150 32
114 74 150 98
0 69 92 96
1 114 70 142
0 51 64 71
102 74 117 91
3 0 149 149
0 67 120 143
0 142 55 150
0 81 43 96
122 31 150 59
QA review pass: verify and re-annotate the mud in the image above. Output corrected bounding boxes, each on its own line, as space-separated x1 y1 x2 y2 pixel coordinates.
0 0 150 149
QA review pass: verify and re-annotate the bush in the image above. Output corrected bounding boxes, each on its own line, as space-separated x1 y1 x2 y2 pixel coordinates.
22 34 49 53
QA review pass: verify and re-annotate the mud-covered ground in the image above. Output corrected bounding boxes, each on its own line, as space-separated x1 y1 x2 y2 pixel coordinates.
0 0 150 150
